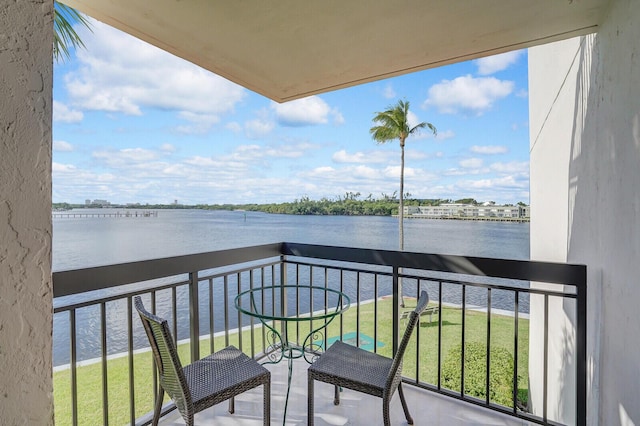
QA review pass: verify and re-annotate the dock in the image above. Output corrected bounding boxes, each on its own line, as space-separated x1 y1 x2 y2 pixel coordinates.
400 215 529 222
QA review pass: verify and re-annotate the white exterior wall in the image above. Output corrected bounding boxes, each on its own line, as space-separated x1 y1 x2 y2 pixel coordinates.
0 1 54 424
529 35 583 425
529 0 640 425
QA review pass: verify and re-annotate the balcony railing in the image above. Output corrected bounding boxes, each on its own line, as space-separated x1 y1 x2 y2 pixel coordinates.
53 242 586 426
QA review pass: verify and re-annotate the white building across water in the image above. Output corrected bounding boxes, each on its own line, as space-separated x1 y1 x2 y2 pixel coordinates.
405 204 530 219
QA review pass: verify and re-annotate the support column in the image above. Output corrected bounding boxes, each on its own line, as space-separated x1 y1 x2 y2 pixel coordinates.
0 1 54 424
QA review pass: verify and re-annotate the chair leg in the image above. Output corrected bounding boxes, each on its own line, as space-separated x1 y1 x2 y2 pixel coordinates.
152 386 164 426
264 379 271 426
398 383 414 425
333 385 340 405
383 396 391 426
228 396 235 414
307 375 314 426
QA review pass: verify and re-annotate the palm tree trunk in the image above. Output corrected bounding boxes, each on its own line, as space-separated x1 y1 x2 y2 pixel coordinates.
399 144 404 251
399 139 405 307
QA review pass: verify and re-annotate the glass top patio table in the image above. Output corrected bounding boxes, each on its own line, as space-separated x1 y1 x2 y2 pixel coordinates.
235 284 349 319
234 285 350 424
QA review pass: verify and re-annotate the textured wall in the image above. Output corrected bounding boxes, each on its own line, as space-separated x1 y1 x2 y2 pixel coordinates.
567 0 640 424
530 0 640 424
0 0 54 424
529 35 588 425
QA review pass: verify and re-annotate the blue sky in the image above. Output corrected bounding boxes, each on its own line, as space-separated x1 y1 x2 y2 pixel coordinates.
53 19 530 205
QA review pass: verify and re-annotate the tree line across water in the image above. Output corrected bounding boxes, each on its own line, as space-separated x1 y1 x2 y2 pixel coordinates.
53 194 528 217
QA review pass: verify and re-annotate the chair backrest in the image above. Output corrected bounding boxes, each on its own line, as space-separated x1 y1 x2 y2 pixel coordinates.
385 290 429 392
134 296 193 419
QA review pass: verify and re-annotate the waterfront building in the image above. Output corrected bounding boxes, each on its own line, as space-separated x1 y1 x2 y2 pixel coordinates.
404 204 530 219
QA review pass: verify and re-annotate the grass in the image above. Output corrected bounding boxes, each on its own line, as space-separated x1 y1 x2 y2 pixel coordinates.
53 297 529 425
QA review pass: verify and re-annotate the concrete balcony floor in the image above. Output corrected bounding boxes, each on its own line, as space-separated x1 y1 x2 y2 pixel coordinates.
159 357 535 425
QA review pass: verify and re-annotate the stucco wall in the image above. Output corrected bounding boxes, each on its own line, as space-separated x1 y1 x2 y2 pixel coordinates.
0 1 54 424
529 0 640 424
529 35 587 425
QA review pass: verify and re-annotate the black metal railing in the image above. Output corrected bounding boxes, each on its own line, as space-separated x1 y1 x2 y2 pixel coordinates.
53 242 586 426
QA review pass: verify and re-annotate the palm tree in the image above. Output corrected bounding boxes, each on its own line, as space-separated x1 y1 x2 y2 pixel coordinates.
370 99 436 306
54 2 92 63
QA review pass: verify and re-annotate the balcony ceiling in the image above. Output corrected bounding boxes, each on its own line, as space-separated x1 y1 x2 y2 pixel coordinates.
61 0 610 103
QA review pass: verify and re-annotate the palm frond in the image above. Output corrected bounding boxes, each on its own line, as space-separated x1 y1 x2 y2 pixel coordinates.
409 122 427 134
370 99 436 143
54 2 92 63
370 124 399 144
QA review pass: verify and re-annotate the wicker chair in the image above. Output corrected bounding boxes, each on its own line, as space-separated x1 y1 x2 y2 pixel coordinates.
307 290 429 425
134 296 271 425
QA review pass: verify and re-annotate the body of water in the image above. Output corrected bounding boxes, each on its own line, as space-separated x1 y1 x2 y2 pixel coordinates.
54 209 529 270
53 209 530 366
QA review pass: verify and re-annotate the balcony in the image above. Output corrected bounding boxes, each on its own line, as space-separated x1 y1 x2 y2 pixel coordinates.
158 358 537 425
52 242 586 425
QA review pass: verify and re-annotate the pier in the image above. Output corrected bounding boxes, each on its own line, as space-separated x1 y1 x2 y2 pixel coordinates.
53 211 158 218
400 214 529 222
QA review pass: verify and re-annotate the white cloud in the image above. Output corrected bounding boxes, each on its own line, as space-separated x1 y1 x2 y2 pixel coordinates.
423 75 514 115
441 158 530 204
475 51 523 75
445 159 527 180
331 148 429 165
258 143 314 160
93 148 160 168
463 175 526 190
332 149 391 164
470 145 508 155
292 162 441 201
307 166 336 176
226 122 243 133
435 130 455 141
451 175 529 204
383 165 401 178
489 161 529 174
352 165 381 180
63 20 245 121
52 162 77 173
405 150 429 160
271 96 341 126
245 118 275 139
263 147 305 159
53 140 74 152
214 142 317 164
175 112 221 134
53 101 83 123
332 110 345 125
184 156 228 168
460 158 484 168
383 84 396 99
159 143 176 152
406 110 421 130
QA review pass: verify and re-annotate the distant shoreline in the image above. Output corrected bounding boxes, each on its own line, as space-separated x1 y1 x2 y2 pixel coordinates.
52 207 530 222
53 197 530 220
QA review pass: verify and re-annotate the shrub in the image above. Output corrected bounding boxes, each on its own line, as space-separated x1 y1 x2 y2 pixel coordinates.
442 342 516 407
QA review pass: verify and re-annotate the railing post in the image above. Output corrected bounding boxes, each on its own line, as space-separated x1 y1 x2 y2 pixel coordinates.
189 271 200 362
280 255 288 340
576 281 588 426
392 265 400 355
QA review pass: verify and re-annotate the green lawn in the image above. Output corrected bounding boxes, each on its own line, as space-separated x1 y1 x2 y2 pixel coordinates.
53 297 529 425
